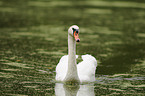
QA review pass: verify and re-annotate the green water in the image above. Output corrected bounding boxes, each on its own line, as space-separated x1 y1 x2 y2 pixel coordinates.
0 0 145 95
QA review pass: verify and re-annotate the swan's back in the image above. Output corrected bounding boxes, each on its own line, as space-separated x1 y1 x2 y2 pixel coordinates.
77 54 97 83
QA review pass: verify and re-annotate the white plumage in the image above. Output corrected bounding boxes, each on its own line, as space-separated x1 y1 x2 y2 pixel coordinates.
55 25 97 83
55 54 97 83
77 55 97 82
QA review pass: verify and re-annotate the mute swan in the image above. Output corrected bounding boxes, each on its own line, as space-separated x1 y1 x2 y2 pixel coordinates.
55 25 97 84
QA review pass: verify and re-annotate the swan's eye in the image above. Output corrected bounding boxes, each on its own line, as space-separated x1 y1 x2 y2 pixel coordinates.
72 28 75 31
72 28 79 34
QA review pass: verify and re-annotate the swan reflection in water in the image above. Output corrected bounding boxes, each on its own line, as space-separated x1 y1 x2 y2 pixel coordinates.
55 83 95 96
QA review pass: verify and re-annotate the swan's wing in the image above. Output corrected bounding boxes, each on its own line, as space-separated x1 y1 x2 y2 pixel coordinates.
55 55 68 81
55 55 78 81
81 54 97 67
77 54 97 82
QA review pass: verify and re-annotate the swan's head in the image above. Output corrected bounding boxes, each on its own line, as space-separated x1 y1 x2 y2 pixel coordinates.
68 25 80 42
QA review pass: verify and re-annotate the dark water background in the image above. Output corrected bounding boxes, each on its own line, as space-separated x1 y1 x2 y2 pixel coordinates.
0 0 145 95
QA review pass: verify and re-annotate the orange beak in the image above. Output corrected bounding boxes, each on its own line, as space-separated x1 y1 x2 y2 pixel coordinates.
73 31 80 42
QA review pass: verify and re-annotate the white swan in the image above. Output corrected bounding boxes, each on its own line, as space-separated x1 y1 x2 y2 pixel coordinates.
55 25 97 84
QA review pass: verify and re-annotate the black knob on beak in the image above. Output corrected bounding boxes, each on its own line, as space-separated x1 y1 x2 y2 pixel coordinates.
76 39 80 42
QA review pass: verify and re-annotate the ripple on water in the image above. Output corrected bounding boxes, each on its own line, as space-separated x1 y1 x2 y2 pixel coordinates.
85 8 112 15
2 62 32 69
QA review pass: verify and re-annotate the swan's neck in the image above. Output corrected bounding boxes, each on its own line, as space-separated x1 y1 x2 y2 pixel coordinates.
64 34 80 84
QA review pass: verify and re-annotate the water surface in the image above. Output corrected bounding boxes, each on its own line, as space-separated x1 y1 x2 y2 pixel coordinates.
0 0 145 95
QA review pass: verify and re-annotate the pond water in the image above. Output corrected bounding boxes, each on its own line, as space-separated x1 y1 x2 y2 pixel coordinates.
0 0 145 95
